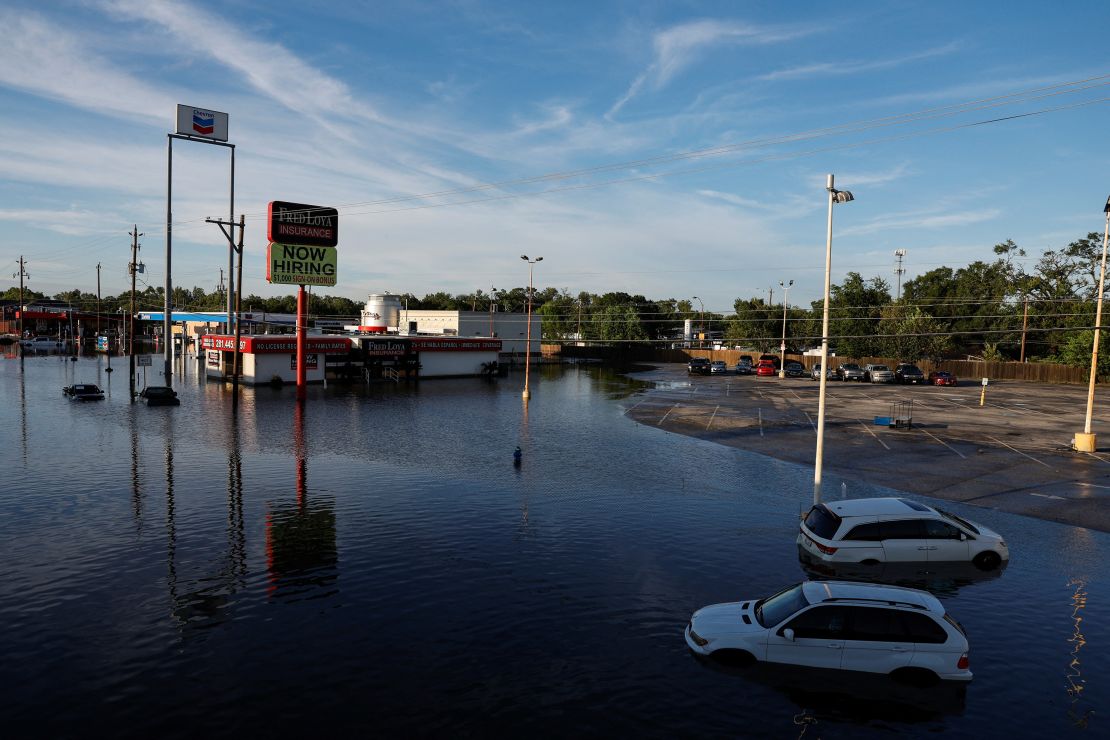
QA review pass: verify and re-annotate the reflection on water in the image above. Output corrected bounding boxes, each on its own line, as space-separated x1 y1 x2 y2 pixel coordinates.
1066 578 1092 729
797 549 1007 597
0 359 1108 736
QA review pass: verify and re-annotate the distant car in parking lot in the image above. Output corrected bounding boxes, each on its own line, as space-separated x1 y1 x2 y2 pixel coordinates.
864 364 895 383
688 358 711 375
755 360 776 377
837 363 865 382
710 360 729 375
810 363 837 381
735 358 753 375
895 364 926 384
784 361 807 378
929 370 958 386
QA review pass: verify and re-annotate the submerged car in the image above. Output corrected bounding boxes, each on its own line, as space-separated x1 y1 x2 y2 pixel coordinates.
929 371 958 386
685 580 972 683
63 383 104 401
837 363 865 382
710 360 729 375
798 497 1008 570
895 364 926 384
687 358 711 375
140 386 180 406
864 364 895 383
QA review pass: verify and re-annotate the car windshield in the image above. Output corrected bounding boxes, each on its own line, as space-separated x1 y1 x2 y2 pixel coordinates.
938 509 980 535
755 583 809 627
842 364 860 370
872 365 889 371
903 365 921 373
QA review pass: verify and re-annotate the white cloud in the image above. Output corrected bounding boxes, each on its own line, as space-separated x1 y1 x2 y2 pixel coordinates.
756 42 962 83
608 19 811 118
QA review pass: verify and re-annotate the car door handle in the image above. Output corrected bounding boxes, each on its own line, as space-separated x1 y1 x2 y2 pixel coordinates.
827 643 842 648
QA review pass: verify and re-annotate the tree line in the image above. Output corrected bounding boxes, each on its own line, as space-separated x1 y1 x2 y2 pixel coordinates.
3 232 1106 370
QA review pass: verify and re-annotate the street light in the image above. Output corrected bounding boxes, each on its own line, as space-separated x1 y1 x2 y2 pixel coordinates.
521 255 542 400
814 174 854 505
693 296 704 346
778 279 793 378
1074 195 1110 453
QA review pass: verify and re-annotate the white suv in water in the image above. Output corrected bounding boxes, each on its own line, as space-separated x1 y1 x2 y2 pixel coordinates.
685 580 972 683
798 497 1008 571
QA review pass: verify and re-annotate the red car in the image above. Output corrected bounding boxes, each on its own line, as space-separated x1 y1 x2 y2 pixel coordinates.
928 370 957 386
756 360 777 377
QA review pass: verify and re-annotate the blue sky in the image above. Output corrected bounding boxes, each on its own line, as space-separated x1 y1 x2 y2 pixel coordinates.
1 0 1108 313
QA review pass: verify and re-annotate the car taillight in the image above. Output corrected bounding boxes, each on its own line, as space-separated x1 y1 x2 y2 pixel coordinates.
957 653 969 670
803 532 837 555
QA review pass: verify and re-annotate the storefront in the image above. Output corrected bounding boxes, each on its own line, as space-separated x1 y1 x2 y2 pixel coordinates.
200 335 352 385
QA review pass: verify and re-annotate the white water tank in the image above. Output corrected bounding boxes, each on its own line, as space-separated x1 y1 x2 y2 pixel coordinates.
361 293 402 332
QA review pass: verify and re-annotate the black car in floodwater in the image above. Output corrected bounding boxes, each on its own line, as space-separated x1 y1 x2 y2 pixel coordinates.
63 384 104 401
139 386 180 406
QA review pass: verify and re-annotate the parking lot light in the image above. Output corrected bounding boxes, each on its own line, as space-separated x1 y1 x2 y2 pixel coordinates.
778 279 793 378
1074 195 1110 453
815 175 854 505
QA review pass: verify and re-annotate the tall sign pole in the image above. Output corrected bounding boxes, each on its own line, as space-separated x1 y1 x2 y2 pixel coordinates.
166 104 232 388
129 226 142 400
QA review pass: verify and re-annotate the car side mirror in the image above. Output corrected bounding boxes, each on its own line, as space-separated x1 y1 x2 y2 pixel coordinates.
959 532 967 541
783 628 795 642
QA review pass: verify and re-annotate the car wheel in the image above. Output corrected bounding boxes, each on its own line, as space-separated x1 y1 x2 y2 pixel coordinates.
973 551 1002 571
890 667 940 687
710 649 756 667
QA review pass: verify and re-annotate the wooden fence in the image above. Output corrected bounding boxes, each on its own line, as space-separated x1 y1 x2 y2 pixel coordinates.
543 343 1092 385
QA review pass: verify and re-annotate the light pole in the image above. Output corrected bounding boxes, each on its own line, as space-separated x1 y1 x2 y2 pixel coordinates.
693 296 704 347
778 279 793 378
1074 195 1110 453
814 174 854 505
521 255 542 400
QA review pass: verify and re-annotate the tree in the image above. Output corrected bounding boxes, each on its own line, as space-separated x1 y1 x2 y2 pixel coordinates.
821 272 890 357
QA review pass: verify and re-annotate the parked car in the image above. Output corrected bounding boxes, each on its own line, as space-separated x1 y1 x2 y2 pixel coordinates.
140 386 180 406
738 355 754 367
929 371 958 386
758 354 781 370
710 360 729 375
798 497 1008 570
836 363 865 382
687 358 711 375
755 360 777 377
783 361 807 378
895 364 926 384
63 383 104 401
864 364 895 383
685 580 973 682
810 363 837 381
735 358 753 375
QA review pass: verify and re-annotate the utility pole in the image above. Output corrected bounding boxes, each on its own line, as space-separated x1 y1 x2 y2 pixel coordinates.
1020 296 1029 363
217 268 225 298
488 286 497 337
894 249 907 301
129 226 143 399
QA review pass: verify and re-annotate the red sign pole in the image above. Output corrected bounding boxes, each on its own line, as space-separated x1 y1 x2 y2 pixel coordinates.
296 284 307 399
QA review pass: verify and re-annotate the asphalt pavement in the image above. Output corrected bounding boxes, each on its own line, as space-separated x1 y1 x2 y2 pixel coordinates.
625 365 1110 533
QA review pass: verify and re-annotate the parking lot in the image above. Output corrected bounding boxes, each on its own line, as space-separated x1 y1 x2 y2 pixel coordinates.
625 365 1110 533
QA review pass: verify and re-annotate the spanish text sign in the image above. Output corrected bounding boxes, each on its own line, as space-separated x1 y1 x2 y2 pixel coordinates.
267 243 338 286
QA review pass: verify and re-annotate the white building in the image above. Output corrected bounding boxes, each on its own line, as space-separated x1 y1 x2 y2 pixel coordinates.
396 309 541 357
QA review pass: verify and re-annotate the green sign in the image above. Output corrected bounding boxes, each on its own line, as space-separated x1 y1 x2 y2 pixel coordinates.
267 242 338 286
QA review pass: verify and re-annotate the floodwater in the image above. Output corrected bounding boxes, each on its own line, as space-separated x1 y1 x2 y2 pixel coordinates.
1 349 1107 737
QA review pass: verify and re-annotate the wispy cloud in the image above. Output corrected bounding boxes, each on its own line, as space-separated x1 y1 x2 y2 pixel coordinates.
608 19 811 119
0 10 176 124
844 207 1002 236
102 0 388 129
756 42 962 83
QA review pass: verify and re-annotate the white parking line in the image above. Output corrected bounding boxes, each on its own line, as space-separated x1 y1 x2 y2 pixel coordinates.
987 435 1052 467
707 405 719 430
1030 492 1067 500
758 408 764 437
918 429 967 458
657 404 677 426
1082 452 1110 465
1077 481 1110 489
804 412 816 431
856 419 891 450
